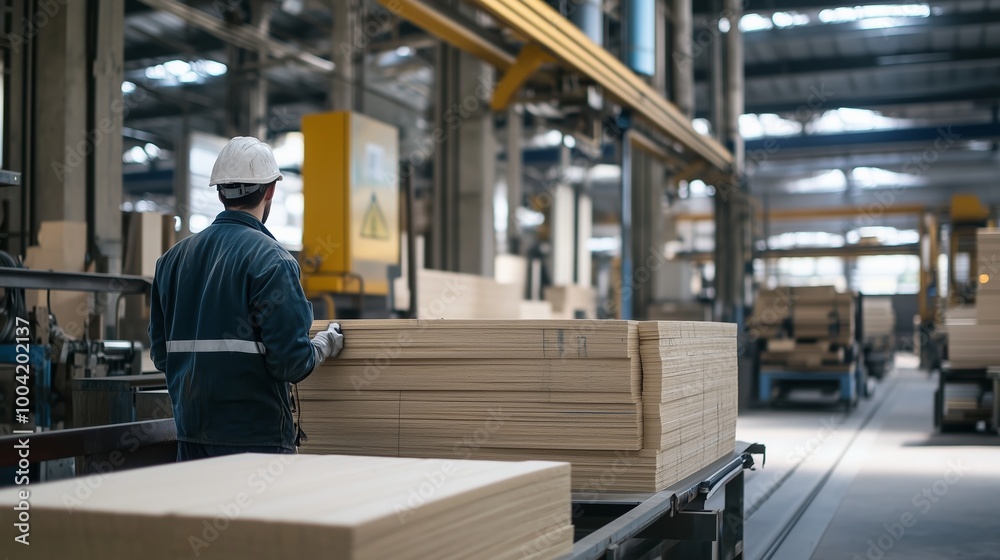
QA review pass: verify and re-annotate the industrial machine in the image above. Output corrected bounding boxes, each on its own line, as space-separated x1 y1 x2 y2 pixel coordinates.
300 111 401 319
0 265 166 481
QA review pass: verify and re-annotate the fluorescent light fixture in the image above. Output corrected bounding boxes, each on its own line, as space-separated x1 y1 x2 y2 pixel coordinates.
808 107 906 134
772 11 810 27
163 59 191 76
785 169 848 193
123 145 149 164
818 4 929 24
563 135 576 148
718 18 731 32
740 113 803 139
199 59 228 76
587 237 620 253
395 46 413 57
121 81 136 94
589 164 621 181
739 13 774 31
515 206 545 228
850 166 920 189
692 118 711 136
144 143 161 159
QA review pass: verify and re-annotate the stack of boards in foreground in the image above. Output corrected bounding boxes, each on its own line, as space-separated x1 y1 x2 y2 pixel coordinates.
0 454 572 560
748 286 856 373
299 319 737 492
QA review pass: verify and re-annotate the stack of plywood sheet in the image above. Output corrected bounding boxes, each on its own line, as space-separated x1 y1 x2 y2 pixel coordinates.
862 297 895 338
748 287 793 340
862 297 896 353
976 229 1000 326
0 453 572 560
752 286 855 373
946 229 1000 368
299 319 737 492
637 321 738 488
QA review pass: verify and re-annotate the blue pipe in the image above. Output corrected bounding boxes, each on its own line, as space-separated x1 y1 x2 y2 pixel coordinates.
569 0 604 46
624 0 655 76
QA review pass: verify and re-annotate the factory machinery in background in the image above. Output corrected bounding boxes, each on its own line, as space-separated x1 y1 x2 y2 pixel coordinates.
0 261 170 480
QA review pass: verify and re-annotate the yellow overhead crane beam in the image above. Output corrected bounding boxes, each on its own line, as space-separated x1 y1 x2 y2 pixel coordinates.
467 0 733 172
380 0 516 70
382 0 733 174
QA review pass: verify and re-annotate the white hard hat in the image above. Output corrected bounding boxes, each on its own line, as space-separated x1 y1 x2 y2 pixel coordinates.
210 136 283 198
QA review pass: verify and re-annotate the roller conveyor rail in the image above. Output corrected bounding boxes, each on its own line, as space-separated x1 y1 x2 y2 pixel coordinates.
565 441 765 560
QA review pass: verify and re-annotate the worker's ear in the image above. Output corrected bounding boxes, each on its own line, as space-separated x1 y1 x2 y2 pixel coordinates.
264 181 277 201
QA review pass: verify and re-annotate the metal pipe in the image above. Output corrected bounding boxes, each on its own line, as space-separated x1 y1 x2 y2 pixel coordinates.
569 0 603 46
709 0 725 142
724 0 744 170
506 105 523 254
671 0 694 118
620 128 634 320
331 0 358 111
624 0 656 76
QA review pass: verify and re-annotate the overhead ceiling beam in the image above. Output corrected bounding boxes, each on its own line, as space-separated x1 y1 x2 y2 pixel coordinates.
730 87 1000 116
743 122 1000 154
695 48 1000 81
463 0 733 173
743 11 1000 43
694 0 962 13
135 0 335 74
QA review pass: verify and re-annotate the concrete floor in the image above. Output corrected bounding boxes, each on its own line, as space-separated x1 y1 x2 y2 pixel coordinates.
735 360 1000 560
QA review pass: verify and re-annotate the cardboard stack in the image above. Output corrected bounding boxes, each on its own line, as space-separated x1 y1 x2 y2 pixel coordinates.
751 286 856 373
298 319 737 492
0 454 573 560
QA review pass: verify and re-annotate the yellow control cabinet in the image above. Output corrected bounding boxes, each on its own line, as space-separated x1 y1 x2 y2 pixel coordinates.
301 111 399 296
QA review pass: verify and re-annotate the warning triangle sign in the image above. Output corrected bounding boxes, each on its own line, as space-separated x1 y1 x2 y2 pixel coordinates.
360 193 390 240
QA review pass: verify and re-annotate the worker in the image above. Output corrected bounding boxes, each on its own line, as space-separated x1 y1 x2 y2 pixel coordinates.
148 136 343 461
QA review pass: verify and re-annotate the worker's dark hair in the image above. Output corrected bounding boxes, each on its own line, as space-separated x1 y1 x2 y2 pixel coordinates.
218 182 273 210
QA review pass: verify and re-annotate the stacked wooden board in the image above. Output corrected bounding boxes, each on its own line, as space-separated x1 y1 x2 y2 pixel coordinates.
976 229 1000 326
862 297 895 338
750 286 856 373
946 229 1000 368
298 319 737 492
0 454 572 560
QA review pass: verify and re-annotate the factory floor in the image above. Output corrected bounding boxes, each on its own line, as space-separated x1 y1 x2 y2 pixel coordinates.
735 357 1000 560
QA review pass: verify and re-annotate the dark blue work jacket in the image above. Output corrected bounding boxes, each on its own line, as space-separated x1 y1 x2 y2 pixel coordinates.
149 210 316 450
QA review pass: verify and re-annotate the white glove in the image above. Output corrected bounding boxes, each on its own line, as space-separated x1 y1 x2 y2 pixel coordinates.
311 322 344 363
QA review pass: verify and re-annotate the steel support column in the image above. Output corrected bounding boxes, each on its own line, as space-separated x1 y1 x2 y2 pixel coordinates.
671 0 694 118
620 128 634 320
250 0 272 139
431 44 496 275
331 0 360 111
506 105 523 254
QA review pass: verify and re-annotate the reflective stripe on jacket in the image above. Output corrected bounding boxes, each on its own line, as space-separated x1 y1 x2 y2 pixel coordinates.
148 210 316 450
